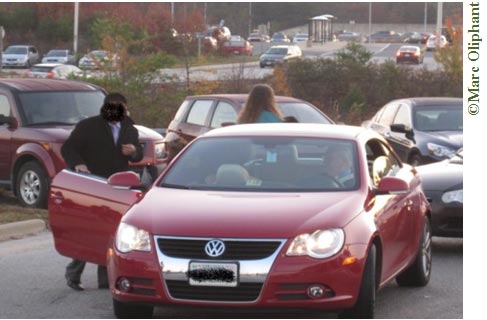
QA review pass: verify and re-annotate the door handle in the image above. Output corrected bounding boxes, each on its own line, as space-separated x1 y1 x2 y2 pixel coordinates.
51 191 64 204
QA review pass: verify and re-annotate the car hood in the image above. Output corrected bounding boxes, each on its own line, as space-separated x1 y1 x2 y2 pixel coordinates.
123 188 364 238
21 126 73 142
134 125 164 140
421 131 463 148
416 160 463 191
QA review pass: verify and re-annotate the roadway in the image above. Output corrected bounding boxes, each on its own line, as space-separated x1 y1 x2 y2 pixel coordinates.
2 42 440 82
0 231 462 318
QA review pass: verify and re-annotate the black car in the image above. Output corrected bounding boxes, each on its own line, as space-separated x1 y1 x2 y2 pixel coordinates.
362 97 462 166
416 149 463 237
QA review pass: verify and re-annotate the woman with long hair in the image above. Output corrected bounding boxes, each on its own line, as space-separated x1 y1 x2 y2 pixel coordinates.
237 84 284 123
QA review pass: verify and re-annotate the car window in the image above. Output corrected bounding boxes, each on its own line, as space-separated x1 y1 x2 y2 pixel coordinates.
30 66 53 72
366 139 401 186
372 106 385 122
186 100 213 126
413 106 462 131
378 103 399 126
0 95 11 116
173 100 190 122
278 102 332 124
5 47 27 54
18 91 105 125
210 101 238 128
161 136 358 192
393 105 411 127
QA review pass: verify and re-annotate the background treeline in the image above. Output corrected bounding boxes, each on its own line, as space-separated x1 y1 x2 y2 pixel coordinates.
0 3 462 128
0 2 462 54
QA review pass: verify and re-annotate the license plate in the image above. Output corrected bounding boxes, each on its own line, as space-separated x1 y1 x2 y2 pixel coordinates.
188 261 238 287
404 53 410 57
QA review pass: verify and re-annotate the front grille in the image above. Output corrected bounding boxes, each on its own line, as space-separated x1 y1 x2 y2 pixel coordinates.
165 280 262 301
157 238 282 260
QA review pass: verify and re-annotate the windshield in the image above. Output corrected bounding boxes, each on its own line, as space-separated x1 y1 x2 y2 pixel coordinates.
47 50 67 57
88 51 107 58
266 48 287 55
413 106 463 131
161 137 358 192
18 91 105 126
279 102 332 124
5 47 27 54
29 66 54 72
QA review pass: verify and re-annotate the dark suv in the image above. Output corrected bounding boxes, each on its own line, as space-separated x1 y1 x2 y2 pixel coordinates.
0 78 165 208
163 94 334 161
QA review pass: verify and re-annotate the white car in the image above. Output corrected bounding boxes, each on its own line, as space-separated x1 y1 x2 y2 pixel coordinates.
25 63 84 79
2 45 39 68
292 33 309 43
42 49 77 65
426 35 448 51
78 50 118 70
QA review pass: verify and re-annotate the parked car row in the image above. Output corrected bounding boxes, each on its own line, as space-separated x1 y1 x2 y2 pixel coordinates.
361 97 463 238
1 45 119 70
0 76 459 318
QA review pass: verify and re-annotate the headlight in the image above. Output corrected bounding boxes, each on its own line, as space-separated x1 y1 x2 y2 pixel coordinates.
427 143 455 159
442 189 463 204
286 228 344 259
115 222 151 253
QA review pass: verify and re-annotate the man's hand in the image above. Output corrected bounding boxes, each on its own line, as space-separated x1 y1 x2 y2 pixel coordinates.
121 144 137 156
75 164 90 173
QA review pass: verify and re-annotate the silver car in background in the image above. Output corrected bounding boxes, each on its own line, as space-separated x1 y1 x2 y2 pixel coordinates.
2 45 39 68
41 49 77 64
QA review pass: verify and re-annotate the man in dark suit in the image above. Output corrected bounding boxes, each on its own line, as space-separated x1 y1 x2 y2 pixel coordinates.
61 94 143 291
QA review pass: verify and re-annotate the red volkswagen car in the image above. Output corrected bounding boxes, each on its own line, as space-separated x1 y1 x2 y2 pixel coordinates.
49 124 431 318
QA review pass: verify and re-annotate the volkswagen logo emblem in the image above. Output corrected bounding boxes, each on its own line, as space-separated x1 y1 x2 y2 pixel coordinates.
205 239 225 257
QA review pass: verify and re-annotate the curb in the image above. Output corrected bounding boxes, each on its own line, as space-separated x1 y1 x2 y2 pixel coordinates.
0 219 47 242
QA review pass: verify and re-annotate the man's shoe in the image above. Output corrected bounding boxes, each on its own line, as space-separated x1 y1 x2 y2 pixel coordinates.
67 279 84 291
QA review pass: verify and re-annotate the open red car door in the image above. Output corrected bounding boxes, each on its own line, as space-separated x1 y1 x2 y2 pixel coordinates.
48 170 143 266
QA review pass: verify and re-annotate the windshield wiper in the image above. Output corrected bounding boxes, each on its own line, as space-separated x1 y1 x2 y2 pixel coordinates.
159 183 192 190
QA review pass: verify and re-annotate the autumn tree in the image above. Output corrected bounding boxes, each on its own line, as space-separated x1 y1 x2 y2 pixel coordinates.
434 14 463 83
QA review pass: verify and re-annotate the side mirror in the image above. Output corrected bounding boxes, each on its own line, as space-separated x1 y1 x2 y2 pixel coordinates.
390 124 415 141
390 123 411 134
107 171 142 189
376 176 409 195
0 115 17 129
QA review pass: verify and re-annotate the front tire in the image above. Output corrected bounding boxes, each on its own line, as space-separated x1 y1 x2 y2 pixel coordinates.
396 218 432 287
339 244 377 319
113 299 154 319
15 161 48 208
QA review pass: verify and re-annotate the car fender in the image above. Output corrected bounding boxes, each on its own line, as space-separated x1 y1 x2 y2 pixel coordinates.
13 142 57 179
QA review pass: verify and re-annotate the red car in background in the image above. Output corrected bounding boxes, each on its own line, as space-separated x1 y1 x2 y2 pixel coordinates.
221 40 253 56
49 124 432 319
